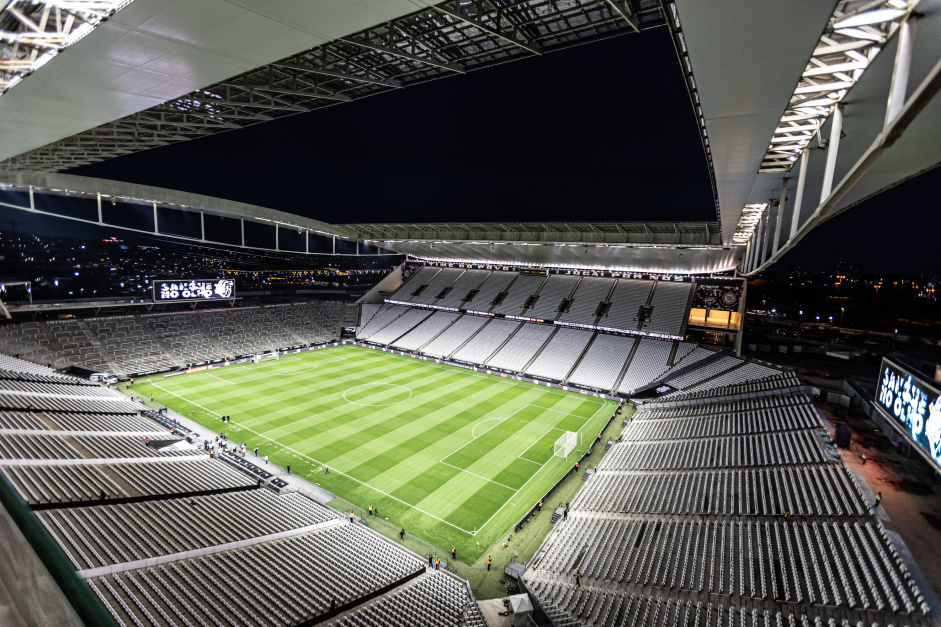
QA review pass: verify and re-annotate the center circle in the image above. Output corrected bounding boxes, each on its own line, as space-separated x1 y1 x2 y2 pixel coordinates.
343 383 413 406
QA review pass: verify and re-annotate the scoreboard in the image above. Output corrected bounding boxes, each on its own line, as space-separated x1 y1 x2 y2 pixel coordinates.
153 279 236 302
875 357 941 471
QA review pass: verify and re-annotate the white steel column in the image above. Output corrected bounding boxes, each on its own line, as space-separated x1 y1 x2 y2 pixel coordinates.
772 178 788 256
790 148 809 239
820 103 845 203
761 205 774 266
886 16 916 126
153 201 159 234
275 224 279 251
200 211 205 241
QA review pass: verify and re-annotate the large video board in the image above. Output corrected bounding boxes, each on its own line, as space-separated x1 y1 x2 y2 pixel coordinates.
875 358 941 470
153 279 235 302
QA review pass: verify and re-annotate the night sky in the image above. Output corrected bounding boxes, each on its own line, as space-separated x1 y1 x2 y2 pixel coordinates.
11 27 938 274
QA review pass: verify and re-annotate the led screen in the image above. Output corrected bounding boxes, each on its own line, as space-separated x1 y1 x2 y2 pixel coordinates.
154 279 235 301
876 358 941 469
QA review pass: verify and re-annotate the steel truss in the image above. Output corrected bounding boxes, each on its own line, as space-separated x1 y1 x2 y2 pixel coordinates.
0 0 662 173
0 0 130 93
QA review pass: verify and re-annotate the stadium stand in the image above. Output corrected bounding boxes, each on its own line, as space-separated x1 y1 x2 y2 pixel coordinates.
389 266 441 302
556 277 615 326
567 333 634 391
525 275 580 320
392 311 461 352
452 318 520 364
410 268 464 305
616 338 676 395
665 354 743 390
357 304 409 340
418 315 489 358
0 302 356 376
642 280 693 336
490 274 546 316
486 323 555 373
367 308 434 345
434 269 491 308
523 374 930 627
526 328 593 382
600 278 654 331
464 270 516 311
0 349 483 627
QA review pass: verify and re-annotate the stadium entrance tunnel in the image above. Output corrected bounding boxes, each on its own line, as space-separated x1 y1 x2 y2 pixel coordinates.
343 383 413 406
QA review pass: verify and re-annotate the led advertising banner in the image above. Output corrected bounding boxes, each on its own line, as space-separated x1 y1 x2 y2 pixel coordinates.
153 279 236 302
875 358 941 470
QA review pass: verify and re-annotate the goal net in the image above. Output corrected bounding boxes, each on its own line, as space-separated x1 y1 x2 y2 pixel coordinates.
252 352 279 365
554 431 578 460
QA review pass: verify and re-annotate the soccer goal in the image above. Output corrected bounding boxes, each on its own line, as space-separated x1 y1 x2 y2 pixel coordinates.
554 431 578 460
252 352 279 365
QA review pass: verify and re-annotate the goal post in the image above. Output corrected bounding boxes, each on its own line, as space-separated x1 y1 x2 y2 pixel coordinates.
252 351 279 365
554 431 578 460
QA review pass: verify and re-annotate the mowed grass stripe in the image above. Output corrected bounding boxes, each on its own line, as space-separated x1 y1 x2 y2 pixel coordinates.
161 352 435 428
133 345 619 554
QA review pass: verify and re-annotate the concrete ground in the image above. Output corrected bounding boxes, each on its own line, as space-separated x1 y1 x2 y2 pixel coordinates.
819 402 941 608
477 598 514 627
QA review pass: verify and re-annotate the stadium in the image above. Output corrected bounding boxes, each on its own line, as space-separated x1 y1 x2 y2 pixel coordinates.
0 1 940 626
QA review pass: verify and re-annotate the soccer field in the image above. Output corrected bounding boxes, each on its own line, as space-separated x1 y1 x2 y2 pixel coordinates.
134 344 616 560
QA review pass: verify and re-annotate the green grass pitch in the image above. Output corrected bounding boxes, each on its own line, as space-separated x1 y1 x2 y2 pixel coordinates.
133 344 617 561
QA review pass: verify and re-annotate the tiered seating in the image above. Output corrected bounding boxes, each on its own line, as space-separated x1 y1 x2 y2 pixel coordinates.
0 391 138 414
486 323 554 372
532 514 918 611
617 338 675 394
410 268 464 305
623 402 821 440
110 458 255 496
0 378 121 398
603 431 825 470
434 270 490 308
653 371 803 403
41 491 337 569
576 465 870 517
392 311 460 352
567 334 634 391
681 362 781 393
525 275 580 320
0 354 73 379
526 328 593 382
600 279 653 331
86 316 171 375
141 313 218 363
556 277 615 325
2 463 127 504
44 412 165 432
463 270 517 311
642 281 693 336
490 274 546 316
665 355 742 389
357 305 409 340
89 523 426 625
420 315 489 358
452 319 520 364
45 320 110 371
327 572 476 627
367 308 433 345
524 372 930 626
389 266 441 302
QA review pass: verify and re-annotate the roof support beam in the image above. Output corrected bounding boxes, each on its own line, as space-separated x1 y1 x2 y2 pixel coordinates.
270 61 402 88
603 0 640 32
339 35 465 73
433 3 542 55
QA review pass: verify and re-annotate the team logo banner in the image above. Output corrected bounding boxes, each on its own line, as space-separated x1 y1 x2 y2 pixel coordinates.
154 279 236 301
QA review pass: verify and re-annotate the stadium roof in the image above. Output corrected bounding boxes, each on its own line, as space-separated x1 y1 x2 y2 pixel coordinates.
1 0 939 274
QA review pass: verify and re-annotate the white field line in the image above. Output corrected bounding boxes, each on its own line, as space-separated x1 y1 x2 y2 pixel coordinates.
156 345 615 537
470 417 506 440
207 354 349 384
351 345 605 405
438 461 519 491
474 399 616 536
444 406 529 461
260 368 449 436
517 426 565 465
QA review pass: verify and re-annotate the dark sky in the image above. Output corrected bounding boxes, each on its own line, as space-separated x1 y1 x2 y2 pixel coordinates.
41 27 938 274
